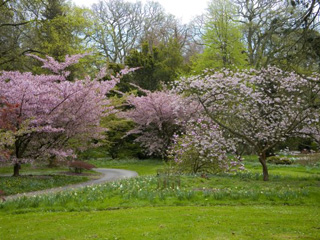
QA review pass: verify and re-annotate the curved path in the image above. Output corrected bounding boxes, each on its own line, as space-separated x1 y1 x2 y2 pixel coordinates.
5 168 138 201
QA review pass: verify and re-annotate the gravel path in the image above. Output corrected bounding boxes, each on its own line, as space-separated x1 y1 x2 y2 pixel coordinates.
5 168 138 201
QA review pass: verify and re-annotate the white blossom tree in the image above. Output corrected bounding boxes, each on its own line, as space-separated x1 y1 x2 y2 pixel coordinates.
177 67 320 180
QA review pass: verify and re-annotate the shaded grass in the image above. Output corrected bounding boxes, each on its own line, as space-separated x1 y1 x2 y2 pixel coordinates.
0 205 319 240
0 175 90 196
0 162 100 196
0 164 66 175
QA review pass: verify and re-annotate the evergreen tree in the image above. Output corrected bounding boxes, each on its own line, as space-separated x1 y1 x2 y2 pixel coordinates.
121 40 184 92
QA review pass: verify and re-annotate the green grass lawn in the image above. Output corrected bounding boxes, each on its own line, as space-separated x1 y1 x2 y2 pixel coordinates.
245 162 319 178
0 205 319 240
88 158 165 175
0 157 319 239
0 175 90 195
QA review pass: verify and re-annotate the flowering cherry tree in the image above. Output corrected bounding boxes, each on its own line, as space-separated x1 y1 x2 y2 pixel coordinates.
0 54 131 176
123 90 199 159
176 67 320 180
169 117 244 174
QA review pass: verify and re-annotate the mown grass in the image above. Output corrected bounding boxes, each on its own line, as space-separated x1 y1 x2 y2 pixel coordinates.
245 161 319 178
1 205 319 240
88 158 165 175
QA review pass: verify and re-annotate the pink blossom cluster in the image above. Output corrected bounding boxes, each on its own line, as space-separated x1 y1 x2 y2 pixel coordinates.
0 54 121 163
123 91 199 158
27 53 90 74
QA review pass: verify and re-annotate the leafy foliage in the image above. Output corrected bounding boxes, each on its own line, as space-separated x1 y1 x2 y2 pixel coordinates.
100 114 141 159
267 156 293 165
192 0 246 72
121 41 184 91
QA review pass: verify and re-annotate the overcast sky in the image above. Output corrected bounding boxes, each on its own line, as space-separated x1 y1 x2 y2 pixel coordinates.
71 0 209 23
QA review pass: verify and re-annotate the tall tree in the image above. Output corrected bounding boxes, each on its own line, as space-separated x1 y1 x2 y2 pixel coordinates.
121 40 184 91
35 1 91 60
141 1 190 54
90 0 143 63
0 0 93 75
90 0 191 67
233 0 320 70
192 0 246 72
0 0 43 71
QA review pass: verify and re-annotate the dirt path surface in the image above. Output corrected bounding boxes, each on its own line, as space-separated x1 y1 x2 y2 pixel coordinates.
5 168 138 201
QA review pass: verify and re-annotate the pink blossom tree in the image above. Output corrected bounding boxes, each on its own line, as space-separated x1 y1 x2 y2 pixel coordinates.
123 90 199 159
0 54 130 176
176 67 320 180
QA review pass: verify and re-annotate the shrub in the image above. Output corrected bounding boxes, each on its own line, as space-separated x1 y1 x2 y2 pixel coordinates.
68 161 96 174
169 118 244 174
267 156 292 165
101 114 142 159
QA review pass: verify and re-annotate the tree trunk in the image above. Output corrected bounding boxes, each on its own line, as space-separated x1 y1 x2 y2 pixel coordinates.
13 162 21 177
48 156 57 168
259 152 269 181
